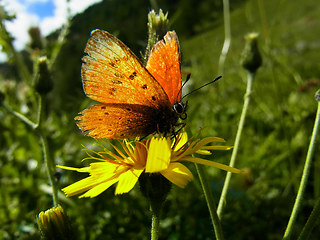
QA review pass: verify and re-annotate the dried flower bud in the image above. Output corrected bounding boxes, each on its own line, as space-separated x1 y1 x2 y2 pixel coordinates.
28 26 43 50
34 56 53 95
315 89 320 102
0 90 5 103
37 205 74 240
240 33 262 73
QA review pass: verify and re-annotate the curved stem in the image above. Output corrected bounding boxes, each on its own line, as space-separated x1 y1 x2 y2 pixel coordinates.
1 102 37 129
195 163 225 240
283 101 320 239
217 72 254 217
218 0 231 75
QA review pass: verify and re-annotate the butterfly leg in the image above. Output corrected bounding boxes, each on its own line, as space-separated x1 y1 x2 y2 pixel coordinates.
171 122 187 147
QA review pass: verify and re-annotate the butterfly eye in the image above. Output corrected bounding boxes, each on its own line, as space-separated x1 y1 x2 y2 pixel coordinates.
173 102 187 119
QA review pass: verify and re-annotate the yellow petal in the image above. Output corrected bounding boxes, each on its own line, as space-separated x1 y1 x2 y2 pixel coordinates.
115 168 143 195
172 132 188 151
79 178 119 198
191 137 226 153
62 177 100 197
182 156 241 173
201 146 233 150
61 164 125 197
57 165 90 172
161 162 193 188
195 150 211 155
145 137 171 172
89 162 121 175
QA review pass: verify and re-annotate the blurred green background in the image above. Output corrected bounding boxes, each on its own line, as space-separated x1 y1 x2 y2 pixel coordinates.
1 0 320 239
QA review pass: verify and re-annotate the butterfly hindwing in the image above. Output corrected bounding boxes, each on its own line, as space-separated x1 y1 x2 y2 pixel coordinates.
75 103 171 139
146 31 182 104
81 30 171 109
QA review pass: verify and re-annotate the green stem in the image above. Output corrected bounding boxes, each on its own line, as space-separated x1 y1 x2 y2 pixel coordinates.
217 71 254 217
283 101 320 239
151 210 160 240
36 93 42 127
49 20 70 69
218 0 231 75
298 198 320 240
37 94 58 206
39 132 58 206
195 163 225 240
1 102 38 129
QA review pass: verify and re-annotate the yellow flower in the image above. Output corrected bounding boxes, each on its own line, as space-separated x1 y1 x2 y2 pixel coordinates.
57 133 240 198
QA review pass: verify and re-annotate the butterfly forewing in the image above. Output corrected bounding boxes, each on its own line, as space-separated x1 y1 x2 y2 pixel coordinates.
146 31 182 104
82 30 170 109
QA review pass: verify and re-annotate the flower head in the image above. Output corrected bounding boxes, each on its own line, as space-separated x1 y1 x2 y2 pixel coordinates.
58 133 240 198
37 205 74 239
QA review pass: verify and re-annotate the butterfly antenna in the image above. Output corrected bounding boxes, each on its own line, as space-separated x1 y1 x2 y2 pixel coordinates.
181 75 222 100
176 73 191 102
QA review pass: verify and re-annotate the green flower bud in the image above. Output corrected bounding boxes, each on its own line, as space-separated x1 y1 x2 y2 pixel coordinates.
144 9 170 64
240 33 262 73
37 205 74 240
34 56 53 95
139 173 171 215
147 9 169 40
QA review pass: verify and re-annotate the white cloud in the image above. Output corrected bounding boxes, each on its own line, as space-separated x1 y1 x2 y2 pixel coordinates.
2 0 39 49
1 0 102 52
24 0 50 3
69 0 102 15
39 0 68 36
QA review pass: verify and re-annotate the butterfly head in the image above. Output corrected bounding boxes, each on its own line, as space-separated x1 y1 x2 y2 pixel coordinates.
173 101 188 120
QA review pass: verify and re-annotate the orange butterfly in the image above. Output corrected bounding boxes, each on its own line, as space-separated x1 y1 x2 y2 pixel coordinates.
75 30 187 139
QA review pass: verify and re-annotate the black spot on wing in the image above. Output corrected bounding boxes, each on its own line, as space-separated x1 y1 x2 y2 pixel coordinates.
129 71 137 80
109 62 116 67
113 74 124 80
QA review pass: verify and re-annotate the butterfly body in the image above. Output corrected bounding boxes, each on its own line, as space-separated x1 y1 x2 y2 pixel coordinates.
75 30 186 139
